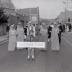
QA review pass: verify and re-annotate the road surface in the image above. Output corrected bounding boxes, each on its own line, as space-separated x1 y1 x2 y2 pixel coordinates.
0 32 72 72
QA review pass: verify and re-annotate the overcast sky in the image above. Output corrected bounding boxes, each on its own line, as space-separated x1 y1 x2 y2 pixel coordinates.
11 0 66 19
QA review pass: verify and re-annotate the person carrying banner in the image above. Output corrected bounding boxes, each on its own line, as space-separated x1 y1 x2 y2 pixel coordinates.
27 23 35 60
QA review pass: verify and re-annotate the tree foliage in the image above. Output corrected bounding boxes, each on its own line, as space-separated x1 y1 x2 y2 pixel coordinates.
0 7 9 24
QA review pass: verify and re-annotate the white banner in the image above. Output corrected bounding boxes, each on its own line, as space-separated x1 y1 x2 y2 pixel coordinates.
17 42 45 49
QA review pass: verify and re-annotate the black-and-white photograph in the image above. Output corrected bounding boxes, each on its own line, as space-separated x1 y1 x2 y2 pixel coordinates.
0 0 72 72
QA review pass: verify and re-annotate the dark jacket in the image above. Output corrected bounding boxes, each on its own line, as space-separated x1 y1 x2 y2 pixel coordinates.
47 26 52 38
58 25 63 33
24 27 27 35
62 24 65 32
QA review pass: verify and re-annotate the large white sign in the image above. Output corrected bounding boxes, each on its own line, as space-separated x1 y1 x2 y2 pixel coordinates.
17 42 45 49
11 12 16 16
31 16 37 21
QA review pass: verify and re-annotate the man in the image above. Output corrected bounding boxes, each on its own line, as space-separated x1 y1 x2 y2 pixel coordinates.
47 23 53 42
69 23 72 32
67 18 72 32
24 26 28 39
24 27 27 36
58 23 63 44
62 24 65 32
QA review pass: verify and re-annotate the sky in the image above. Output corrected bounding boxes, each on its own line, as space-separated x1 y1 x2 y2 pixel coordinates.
11 0 71 19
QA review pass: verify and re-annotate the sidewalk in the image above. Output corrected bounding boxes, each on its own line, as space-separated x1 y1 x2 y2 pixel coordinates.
0 34 8 44
62 31 72 46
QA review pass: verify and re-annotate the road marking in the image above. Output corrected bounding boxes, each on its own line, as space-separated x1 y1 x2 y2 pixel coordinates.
63 32 72 37
62 37 72 47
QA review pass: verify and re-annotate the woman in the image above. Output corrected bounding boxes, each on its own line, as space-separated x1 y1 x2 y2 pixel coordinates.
51 22 60 51
27 24 35 60
8 24 16 51
16 23 24 49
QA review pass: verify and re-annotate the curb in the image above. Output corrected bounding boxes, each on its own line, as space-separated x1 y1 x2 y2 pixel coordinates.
0 38 8 46
62 36 72 47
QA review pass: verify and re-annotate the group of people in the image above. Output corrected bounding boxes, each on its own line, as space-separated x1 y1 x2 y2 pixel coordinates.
48 22 60 51
8 20 72 60
8 22 36 60
47 21 72 51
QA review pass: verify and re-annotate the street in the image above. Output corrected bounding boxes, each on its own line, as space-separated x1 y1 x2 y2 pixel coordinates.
0 0 72 72
0 32 71 72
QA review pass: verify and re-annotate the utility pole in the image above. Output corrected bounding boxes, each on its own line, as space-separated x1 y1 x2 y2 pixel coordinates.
63 0 68 22
63 0 72 22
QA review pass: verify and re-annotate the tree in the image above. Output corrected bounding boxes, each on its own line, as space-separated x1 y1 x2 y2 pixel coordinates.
0 7 9 35
0 7 9 25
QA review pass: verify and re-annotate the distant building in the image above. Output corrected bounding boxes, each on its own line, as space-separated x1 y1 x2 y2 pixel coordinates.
17 7 40 25
40 18 50 24
57 10 72 23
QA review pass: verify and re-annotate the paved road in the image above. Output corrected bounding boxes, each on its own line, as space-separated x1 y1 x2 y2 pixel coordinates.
0 32 72 72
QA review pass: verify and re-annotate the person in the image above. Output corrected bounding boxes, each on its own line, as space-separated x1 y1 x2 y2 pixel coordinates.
32 24 36 37
8 24 16 51
16 22 24 49
68 23 72 32
51 22 60 51
62 24 65 32
58 23 63 44
66 23 69 32
66 18 72 32
47 23 53 42
27 23 35 60
6 24 10 32
24 26 28 39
